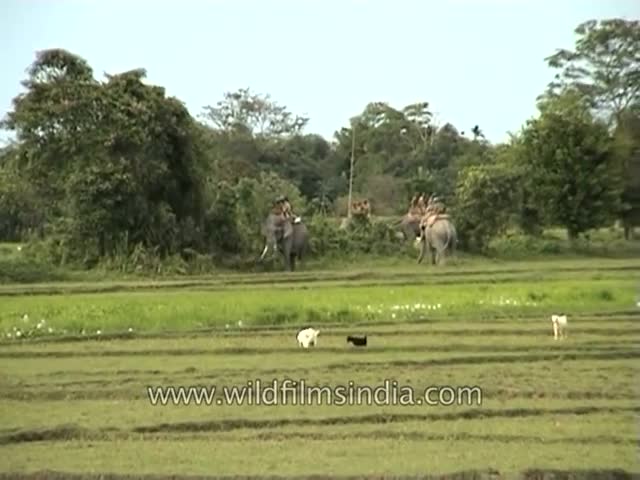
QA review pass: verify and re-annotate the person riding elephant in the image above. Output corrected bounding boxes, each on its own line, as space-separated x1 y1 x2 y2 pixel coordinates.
415 193 456 264
260 195 308 271
275 195 301 224
423 193 448 228
417 193 427 213
417 212 457 265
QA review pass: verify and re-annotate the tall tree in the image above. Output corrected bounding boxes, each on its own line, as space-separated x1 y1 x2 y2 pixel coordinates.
200 88 308 137
543 18 640 125
518 89 623 240
2 49 207 260
613 104 640 239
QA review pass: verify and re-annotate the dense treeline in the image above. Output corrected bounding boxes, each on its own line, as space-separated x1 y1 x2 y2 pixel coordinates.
0 18 638 272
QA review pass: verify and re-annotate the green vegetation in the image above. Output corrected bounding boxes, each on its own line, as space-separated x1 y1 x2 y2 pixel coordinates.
1 256 639 476
1 297 637 476
0 16 638 480
1 259 638 339
0 18 638 276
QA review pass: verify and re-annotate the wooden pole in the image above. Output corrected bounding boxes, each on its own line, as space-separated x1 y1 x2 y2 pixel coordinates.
347 121 356 219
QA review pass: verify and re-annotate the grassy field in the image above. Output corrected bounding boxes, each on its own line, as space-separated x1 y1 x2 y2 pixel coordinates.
0 256 639 479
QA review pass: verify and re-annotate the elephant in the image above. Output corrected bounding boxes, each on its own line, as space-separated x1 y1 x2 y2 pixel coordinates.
258 212 309 271
397 214 421 241
416 216 457 265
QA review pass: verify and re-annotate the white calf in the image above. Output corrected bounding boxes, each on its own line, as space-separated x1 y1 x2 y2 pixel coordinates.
296 327 320 348
551 314 568 340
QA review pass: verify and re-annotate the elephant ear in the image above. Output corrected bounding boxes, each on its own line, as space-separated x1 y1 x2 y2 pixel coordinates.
282 220 294 239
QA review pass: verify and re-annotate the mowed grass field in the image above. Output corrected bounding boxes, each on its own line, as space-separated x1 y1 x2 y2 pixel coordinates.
0 257 639 479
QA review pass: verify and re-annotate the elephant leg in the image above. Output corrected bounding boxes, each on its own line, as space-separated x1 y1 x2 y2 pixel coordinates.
417 235 426 264
283 239 293 271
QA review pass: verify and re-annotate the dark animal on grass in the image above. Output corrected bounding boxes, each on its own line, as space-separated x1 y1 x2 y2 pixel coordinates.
347 335 367 347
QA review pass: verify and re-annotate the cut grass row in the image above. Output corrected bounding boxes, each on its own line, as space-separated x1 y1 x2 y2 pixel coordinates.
1 260 638 476
1 257 639 296
0 315 637 475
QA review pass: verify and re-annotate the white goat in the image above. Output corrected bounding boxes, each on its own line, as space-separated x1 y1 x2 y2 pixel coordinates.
551 314 568 340
296 327 320 348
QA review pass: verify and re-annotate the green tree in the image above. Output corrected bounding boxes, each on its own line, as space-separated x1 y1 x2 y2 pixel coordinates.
453 162 521 252
333 101 443 212
518 90 623 241
232 171 307 254
2 49 207 261
613 105 640 239
200 88 308 137
543 18 640 125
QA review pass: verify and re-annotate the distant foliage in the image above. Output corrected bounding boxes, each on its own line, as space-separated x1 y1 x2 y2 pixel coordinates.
307 215 406 258
0 19 638 275
453 163 521 252
518 90 624 240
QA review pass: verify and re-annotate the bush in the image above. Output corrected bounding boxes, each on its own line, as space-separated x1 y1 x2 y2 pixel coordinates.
306 214 410 259
453 163 522 252
0 258 69 283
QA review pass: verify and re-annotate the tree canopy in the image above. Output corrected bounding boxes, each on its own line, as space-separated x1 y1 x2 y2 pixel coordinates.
1 18 638 268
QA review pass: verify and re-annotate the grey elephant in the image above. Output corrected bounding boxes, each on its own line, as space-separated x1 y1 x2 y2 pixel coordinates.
397 215 421 241
259 212 309 272
416 216 457 265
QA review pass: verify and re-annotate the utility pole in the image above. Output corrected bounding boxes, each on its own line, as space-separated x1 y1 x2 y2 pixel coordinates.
347 119 356 219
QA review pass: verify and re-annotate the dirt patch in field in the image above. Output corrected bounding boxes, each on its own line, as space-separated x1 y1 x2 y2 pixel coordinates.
0 425 107 445
0 468 636 479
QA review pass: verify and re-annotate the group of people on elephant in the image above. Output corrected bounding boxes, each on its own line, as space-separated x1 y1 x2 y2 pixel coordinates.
351 199 371 219
271 195 301 224
401 192 457 265
259 195 308 272
260 191 457 271
408 192 446 219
